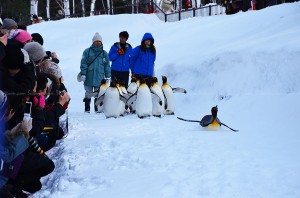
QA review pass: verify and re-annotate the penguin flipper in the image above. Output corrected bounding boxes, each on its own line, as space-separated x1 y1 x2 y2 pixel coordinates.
126 94 137 106
95 94 105 106
172 87 187 94
150 91 163 105
87 91 99 98
162 90 168 110
119 94 127 104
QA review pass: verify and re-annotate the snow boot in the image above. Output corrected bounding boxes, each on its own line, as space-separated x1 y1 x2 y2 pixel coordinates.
83 98 91 113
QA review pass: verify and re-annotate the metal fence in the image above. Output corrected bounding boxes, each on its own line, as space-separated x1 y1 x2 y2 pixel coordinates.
154 3 226 23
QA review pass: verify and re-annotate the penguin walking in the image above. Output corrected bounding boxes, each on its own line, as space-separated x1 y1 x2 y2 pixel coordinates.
161 76 187 115
95 79 108 113
118 81 129 116
127 79 162 119
127 78 139 113
96 81 127 118
177 106 239 132
150 77 164 117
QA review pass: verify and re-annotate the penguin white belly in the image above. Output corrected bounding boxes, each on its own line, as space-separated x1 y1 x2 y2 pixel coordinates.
136 85 152 118
103 88 121 118
97 85 108 112
162 85 175 115
151 86 164 117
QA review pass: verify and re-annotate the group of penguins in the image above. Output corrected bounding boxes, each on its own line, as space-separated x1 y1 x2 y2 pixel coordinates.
90 76 187 119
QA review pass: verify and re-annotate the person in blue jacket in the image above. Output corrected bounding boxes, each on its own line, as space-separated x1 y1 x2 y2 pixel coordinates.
130 33 156 86
109 31 132 88
80 32 111 113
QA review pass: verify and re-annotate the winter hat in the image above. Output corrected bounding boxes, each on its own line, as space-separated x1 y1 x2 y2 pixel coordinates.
40 60 62 79
46 62 62 79
119 31 129 40
92 32 102 43
3 44 24 70
14 30 32 44
1 18 18 30
0 90 8 113
24 41 47 62
31 33 44 45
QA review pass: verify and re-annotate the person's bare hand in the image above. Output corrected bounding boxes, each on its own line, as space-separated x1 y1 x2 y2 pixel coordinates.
0 32 8 46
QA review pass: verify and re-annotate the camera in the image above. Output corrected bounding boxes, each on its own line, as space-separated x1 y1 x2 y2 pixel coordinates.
24 102 32 118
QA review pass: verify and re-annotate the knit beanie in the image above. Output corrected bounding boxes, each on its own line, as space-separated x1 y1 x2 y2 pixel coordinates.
3 44 24 70
92 32 102 43
0 90 8 113
119 31 129 40
31 33 44 45
1 18 18 30
14 30 32 44
24 41 47 62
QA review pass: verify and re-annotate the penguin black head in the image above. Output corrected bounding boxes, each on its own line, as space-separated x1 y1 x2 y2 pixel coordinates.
162 76 167 84
120 81 126 87
110 80 117 87
211 106 218 118
131 77 137 83
151 77 158 85
101 79 107 85
140 78 146 85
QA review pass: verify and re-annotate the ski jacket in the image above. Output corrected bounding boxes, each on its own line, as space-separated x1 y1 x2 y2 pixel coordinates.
80 44 111 87
130 33 156 76
109 42 132 72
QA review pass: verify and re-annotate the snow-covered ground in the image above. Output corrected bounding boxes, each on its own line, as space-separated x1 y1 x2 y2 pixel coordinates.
28 2 300 197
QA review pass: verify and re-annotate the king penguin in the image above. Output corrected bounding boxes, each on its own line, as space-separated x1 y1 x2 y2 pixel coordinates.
95 79 108 113
98 80 127 118
150 77 164 117
127 79 152 118
161 76 187 115
127 77 139 113
200 106 221 130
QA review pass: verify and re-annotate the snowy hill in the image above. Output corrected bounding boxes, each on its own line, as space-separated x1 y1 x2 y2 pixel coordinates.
27 2 300 198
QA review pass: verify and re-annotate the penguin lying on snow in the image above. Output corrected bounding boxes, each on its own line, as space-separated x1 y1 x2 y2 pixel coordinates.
161 76 187 115
95 81 127 118
177 106 239 132
127 79 162 119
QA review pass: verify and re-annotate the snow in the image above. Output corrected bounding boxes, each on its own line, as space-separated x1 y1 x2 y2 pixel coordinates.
27 2 300 197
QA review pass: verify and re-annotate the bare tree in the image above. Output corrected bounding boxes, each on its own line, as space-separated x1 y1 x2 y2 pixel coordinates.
107 0 111 14
132 0 135 13
30 0 38 17
81 0 85 16
91 0 96 16
64 0 70 17
101 0 107 14
46 0 50 19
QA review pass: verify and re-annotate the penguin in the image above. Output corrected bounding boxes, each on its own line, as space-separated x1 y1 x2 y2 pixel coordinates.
177 106 239 132
200 106 221 131
127 77 139 113
96 80 127 118
161 76 187 115
150 77 164 117
118 81 129 116
95 79 108 113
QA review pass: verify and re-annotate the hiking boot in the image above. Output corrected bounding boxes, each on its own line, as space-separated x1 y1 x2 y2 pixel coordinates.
83 98 91 113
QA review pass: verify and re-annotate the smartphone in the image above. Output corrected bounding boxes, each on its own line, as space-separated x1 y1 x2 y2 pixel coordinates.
24 102 32 117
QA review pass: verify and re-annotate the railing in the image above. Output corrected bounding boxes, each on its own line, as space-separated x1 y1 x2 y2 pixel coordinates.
153 3 226 23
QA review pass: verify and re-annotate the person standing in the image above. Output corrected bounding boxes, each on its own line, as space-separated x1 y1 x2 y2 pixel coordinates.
80 32 111 113
108 31 132 88
130 32 156 87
